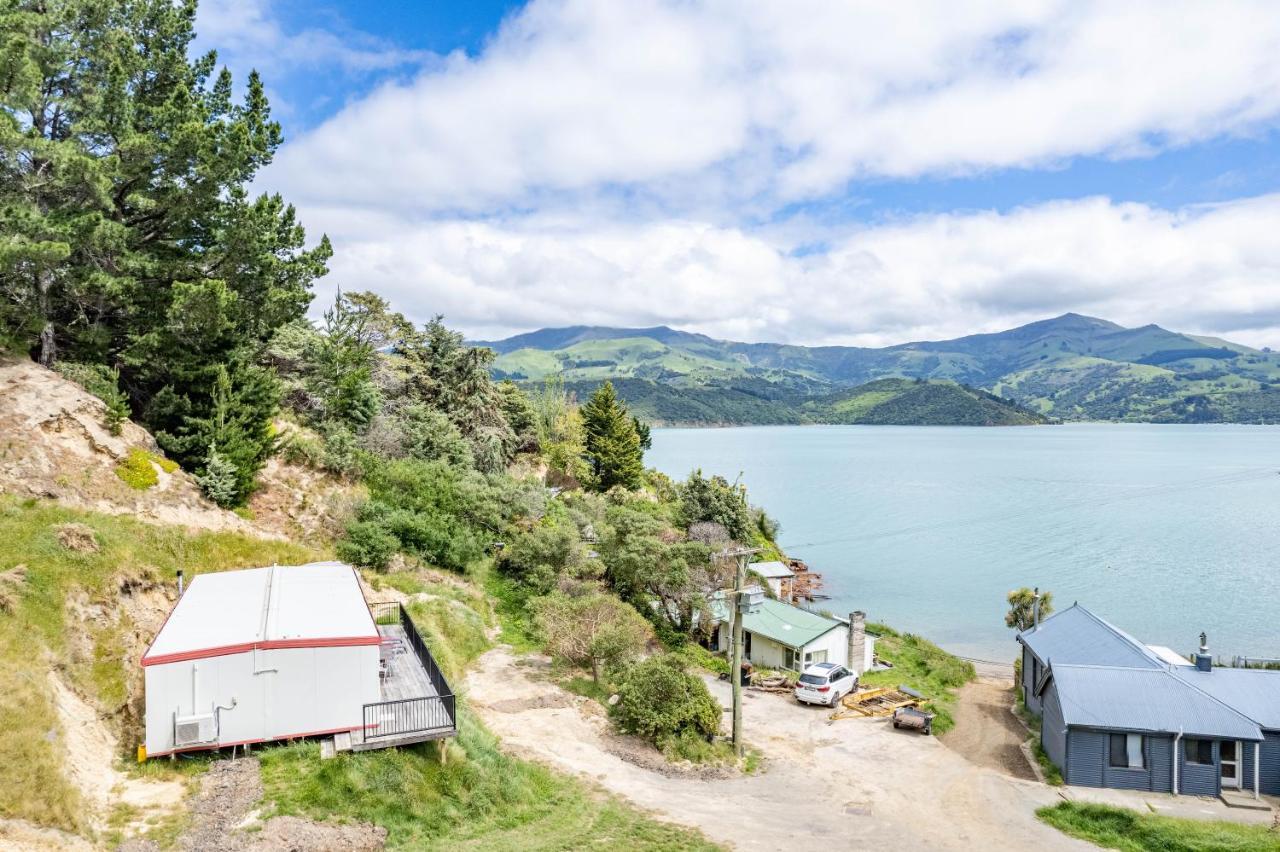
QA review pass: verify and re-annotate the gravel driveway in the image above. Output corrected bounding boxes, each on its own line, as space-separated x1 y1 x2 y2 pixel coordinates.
466 647 1092 852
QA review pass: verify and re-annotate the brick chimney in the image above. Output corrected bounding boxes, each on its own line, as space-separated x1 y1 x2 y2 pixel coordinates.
848 611 866 675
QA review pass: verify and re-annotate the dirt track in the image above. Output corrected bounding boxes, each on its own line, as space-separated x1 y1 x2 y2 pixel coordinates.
941 678 1037 780
467 647 1089 852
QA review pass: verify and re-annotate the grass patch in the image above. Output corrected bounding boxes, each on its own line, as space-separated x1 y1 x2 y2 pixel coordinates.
0 497 321 834
561 673 612 704
478 565 540 654
1037 801 1280 852
259 719 719 851
861 622 975 734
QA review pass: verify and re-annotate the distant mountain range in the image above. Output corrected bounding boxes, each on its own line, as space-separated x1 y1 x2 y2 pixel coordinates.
478 314 1280 425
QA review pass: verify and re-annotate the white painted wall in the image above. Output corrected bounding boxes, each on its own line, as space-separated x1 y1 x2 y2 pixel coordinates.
144 645 379 756
715 622 860 672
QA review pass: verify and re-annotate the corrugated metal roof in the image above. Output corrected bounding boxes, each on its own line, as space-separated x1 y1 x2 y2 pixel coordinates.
748 561 793 578
1018 604 1163 669
709 596 843 649
1172 668 1280 731
1049 664 1262 740
143 562 376 664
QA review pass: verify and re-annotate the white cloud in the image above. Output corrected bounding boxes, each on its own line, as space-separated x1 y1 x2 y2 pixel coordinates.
307 195 1280 349
240 0 1280 348
266 0 1280 212
195 0 428 118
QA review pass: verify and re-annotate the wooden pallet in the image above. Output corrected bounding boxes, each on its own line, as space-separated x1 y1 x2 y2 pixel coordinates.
830 686 920 720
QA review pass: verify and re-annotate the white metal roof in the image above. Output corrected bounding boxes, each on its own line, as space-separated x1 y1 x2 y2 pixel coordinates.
749 561 793 578
1146 645 1194 667
142 562 377 666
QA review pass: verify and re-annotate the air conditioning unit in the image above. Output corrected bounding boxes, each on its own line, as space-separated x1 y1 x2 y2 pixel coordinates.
174 713 217 747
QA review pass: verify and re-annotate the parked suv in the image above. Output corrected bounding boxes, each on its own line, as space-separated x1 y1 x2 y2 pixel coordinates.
794 662 857 707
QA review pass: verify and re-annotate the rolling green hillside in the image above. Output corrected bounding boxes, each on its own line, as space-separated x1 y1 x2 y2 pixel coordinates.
483 314 1280 425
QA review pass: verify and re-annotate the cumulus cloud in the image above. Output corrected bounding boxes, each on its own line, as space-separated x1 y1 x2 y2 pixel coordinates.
245 0 1280 347
305 195 1280 348
266 0 1280 212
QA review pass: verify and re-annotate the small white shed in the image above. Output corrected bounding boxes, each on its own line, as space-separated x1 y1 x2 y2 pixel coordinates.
142 562 381 757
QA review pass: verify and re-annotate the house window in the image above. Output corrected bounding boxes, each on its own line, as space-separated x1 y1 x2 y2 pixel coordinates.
1108 734 1144 769
783 648 798 671
1031 657 1039 686
806 650 827 666
1184 738 1214 765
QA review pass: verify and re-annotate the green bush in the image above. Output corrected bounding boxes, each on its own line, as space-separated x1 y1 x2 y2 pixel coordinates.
498 521 588 592
337 459 494 572
335 520 400 570
612 654 721 747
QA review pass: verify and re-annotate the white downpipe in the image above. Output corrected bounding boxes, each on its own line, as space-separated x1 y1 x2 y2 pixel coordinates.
1172 729 1181 795
1255 741 1261 800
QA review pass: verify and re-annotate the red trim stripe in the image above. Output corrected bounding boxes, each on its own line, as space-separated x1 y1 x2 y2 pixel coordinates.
141 635 382 667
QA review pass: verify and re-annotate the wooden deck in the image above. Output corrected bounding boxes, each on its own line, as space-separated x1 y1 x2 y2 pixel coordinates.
346 624 455 751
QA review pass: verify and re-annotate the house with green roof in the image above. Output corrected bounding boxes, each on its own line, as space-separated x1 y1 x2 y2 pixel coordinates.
709 592 877 674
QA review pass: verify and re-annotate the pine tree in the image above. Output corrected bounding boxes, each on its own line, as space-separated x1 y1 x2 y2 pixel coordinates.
581 381 644 491
0 0 330 495
196 444 239 508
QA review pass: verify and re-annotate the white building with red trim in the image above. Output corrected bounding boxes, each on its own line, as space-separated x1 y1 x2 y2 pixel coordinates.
142 562 383 758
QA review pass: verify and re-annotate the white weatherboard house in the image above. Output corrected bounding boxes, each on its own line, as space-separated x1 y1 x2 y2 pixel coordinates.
711 592 878 674
142 561 455 758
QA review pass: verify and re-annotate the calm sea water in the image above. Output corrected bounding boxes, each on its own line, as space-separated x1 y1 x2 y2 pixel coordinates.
648 424 1280 663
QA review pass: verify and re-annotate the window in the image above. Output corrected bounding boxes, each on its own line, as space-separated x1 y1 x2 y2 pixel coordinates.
1109 733 1144 769
806 650 828 666
783 648 797 671
1184 738 1214 765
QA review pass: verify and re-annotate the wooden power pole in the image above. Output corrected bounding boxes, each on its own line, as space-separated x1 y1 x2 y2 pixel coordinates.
720 545 760 758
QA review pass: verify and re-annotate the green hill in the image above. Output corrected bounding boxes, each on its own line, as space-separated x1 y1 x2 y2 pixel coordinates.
483 314 1280 425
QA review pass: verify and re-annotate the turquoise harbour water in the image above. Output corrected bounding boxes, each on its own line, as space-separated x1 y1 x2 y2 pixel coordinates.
648 424 1280 664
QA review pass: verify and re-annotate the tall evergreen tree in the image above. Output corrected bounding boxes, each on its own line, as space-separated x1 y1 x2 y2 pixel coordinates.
581 381 644 491
0 0 330 501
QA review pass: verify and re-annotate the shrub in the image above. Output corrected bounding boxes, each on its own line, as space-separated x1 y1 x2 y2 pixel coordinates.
498 521 587 592
115 448 158 490
612 654 721 746
531 591 653 681
336 519 401 570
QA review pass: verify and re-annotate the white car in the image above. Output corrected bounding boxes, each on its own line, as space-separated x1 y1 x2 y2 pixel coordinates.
794 662 858 707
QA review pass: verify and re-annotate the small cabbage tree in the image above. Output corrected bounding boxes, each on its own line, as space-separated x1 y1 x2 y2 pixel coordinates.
1006 587 1053 632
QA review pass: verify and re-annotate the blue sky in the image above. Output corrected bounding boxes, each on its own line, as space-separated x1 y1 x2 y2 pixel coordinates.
197 0 1280 347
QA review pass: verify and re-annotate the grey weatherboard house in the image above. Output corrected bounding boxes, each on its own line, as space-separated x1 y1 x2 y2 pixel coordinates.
1018 604 1280 799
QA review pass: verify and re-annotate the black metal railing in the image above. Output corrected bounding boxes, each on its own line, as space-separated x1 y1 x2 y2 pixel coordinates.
363 601 457 741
